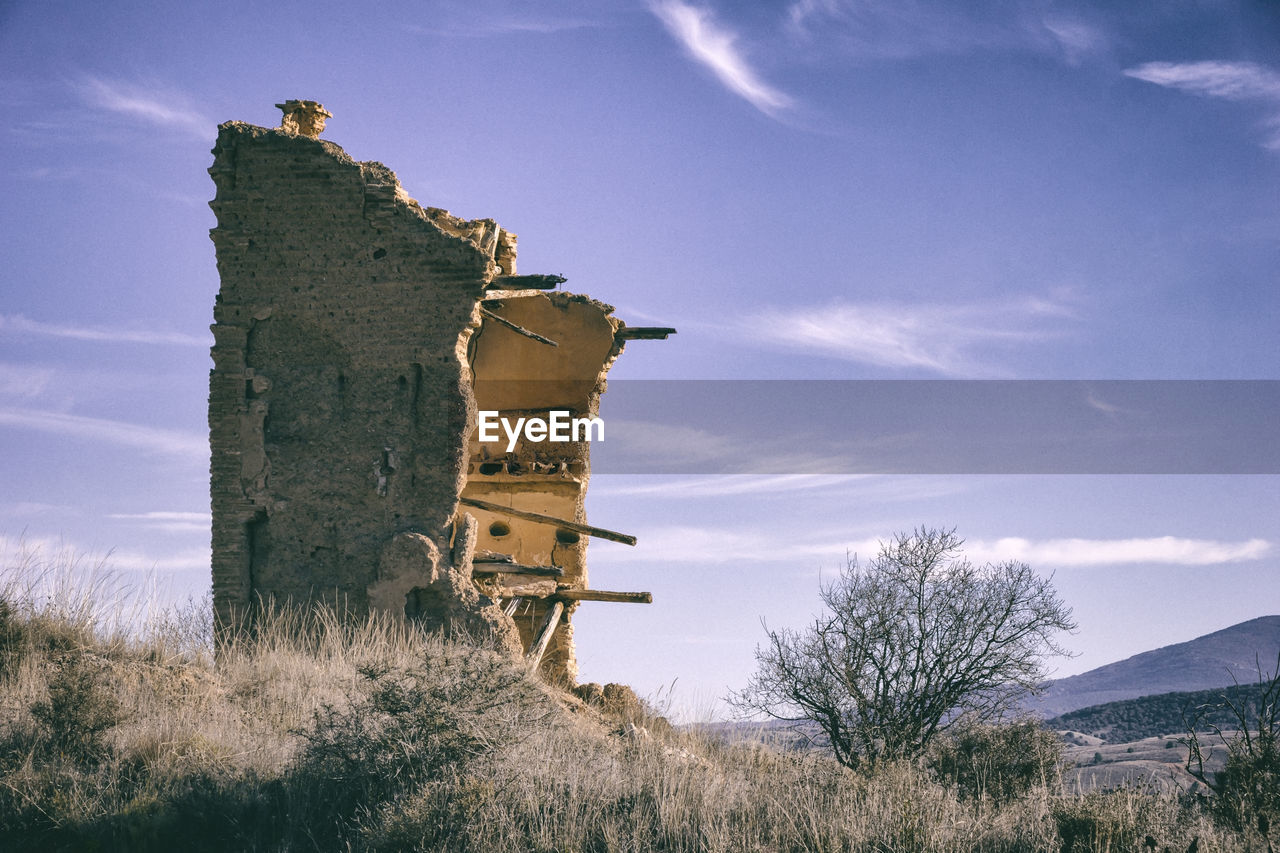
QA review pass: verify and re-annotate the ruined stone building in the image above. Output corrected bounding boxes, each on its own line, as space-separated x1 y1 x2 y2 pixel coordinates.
207 101 672 680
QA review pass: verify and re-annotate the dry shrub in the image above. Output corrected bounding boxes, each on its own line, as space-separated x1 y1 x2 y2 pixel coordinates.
1051 785 1225 853
0 544 1264 852
929 717 1065 803
30 652 122 765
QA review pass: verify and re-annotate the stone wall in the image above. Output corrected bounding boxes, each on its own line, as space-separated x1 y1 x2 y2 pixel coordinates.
207 104 662 681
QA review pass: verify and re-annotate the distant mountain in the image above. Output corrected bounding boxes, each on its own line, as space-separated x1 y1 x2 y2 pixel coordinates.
1046 681 1271 743
1030 615 1280 718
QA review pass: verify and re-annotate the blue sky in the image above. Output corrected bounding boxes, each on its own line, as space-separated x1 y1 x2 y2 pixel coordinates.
1 0 1277 715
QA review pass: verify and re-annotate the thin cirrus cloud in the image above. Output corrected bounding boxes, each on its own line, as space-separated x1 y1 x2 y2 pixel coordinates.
649 0 794 117
968 536 1272 567
739 296 1075 376
1124 60 1280 150
0 408 207 458
595 474 873 498
406 17 601 37
107 511 211 534
593 527 1272 568
0 363 55 399
785 0 1104 64
591 525 875 565
593 474 970 503
0 313 210 347
0 533 211 575
75 76 210 140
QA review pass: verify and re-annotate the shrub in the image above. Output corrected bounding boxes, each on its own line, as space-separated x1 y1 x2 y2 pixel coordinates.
1186 654 1280 837
927 717 1063 803
289 644 549 847
30 653 121 765
0 599 22 679
1052 788 1207 853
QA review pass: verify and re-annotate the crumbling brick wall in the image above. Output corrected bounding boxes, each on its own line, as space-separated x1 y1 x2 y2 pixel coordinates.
207 103 663 681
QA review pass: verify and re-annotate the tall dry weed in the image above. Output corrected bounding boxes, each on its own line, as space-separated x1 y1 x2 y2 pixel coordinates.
0 542 1262 852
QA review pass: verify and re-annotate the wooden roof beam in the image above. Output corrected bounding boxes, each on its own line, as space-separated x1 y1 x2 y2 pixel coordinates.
616 326 677 341
487 273 566 290
554 589 653 604
460 496 637 546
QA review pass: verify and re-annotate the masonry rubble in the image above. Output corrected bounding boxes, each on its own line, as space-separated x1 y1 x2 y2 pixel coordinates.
207 100 673 681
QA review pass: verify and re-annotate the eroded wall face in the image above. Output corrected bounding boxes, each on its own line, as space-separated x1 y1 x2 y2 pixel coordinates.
207 116 647 680
463 292 623 681
208 122 493 634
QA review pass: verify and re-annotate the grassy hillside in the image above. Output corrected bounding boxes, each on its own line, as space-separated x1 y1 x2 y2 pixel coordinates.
1047 682 1272 744
0 555 1268 852
1031 616 1280 717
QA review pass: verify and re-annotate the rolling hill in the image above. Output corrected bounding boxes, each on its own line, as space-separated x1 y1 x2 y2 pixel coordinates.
1030 615 1280 718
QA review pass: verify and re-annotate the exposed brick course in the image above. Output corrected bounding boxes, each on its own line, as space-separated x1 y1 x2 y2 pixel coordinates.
207 107 654 681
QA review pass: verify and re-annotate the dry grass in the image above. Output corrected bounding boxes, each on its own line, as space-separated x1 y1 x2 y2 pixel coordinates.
0 544 1267 852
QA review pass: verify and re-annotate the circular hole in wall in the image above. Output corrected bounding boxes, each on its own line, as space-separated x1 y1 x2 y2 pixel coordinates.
489 521 511 538
555 529 581 545
478 462 504 475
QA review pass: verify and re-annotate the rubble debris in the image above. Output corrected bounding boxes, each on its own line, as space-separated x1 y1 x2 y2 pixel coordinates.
275 100 332 138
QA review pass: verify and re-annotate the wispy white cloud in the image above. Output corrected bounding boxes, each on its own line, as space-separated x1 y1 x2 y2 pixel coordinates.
739 295 1076 376
82 545 211 573
108 511 209 522
403 0 607 38
0 313 210 347
595 474 873 498
649 1 793 117
406 17 599 37
593 525 875 565
0 533 210 575
592 474 969 503
0 363 55 398
108 511 211 534
14 166 84 182
1042 18 1106 66
968 536 1272 567
0 407 207 457
1082 385 1127 417
0 501 71 518
1125 61 1280 101
785 0 1104 64
1124 61 1280 150
75 76 209 139
605 419 742 468
594 526 1272 569
603 417 910 474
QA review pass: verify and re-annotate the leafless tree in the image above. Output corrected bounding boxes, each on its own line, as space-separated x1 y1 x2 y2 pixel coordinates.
732 527 1076 769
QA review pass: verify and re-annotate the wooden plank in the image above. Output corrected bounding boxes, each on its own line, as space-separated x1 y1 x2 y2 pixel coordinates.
525 601 564 669
492 578 557 598
479 307 559 347
554 589 653 604
616 327 677 341
473 562 564 578
488 273 566 290
460 496 637 546
503 597 523 617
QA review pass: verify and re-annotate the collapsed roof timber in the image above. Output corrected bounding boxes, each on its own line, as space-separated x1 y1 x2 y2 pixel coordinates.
207 100 673 682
